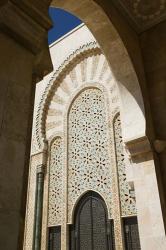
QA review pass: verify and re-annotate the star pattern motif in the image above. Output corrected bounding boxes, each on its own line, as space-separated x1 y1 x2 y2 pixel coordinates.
68 89 112 219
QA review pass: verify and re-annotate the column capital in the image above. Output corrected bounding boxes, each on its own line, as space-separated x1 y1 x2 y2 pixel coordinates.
36 164 45 174
31 148 48 174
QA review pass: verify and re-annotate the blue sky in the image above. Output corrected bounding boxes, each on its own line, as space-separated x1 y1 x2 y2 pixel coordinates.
48 7 82 45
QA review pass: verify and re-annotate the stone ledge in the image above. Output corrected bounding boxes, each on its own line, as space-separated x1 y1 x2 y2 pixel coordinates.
125 136 153 162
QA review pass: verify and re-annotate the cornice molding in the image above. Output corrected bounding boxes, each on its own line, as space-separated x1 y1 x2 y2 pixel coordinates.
126 136 166 158
125 136 153 162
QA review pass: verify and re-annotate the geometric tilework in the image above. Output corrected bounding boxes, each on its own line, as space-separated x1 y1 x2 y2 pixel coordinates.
48 137 63 226
114 114 137 216
47 91 137 226
68 88 112 221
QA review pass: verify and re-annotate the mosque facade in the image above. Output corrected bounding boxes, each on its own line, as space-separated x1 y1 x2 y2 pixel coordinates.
23 22 165 250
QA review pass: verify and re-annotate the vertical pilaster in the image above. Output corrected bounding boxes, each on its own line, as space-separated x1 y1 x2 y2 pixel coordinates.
126 136 166 250
111 162 125 250
33 164 45 250
111 120 125 250
63 136 68 250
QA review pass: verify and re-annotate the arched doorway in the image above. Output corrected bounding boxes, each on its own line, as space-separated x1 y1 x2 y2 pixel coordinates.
70 191 115 250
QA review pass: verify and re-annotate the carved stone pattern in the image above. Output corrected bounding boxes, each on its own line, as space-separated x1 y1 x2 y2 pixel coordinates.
68 88 112 221
48 137 63 226
111 0 166 32
33 42 101 154
133 0 165 20
114 115 137 216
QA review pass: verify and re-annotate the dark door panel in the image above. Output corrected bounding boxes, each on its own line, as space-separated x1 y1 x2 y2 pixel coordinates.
123 217 141 250
48 226 61 250
70 191 115 250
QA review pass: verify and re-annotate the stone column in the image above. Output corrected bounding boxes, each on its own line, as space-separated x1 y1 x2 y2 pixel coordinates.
33 165 45 250
24 151 48 250
126 136 166 250
0 1 52 249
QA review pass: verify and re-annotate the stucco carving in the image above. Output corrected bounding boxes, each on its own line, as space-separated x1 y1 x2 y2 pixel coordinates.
68 88 113 222
48 137 63 226
32 42 100 154
114 114 136 216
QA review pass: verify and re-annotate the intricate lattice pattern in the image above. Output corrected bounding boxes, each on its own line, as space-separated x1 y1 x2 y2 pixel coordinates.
48 137 63 226
114 115 136 216
68 88 112 221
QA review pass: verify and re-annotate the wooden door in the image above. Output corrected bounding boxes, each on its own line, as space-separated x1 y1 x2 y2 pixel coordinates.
70 191 115 250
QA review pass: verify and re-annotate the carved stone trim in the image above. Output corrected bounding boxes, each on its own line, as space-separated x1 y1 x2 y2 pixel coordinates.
48 137 63 227
34 42 101 153
36 164 45 174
